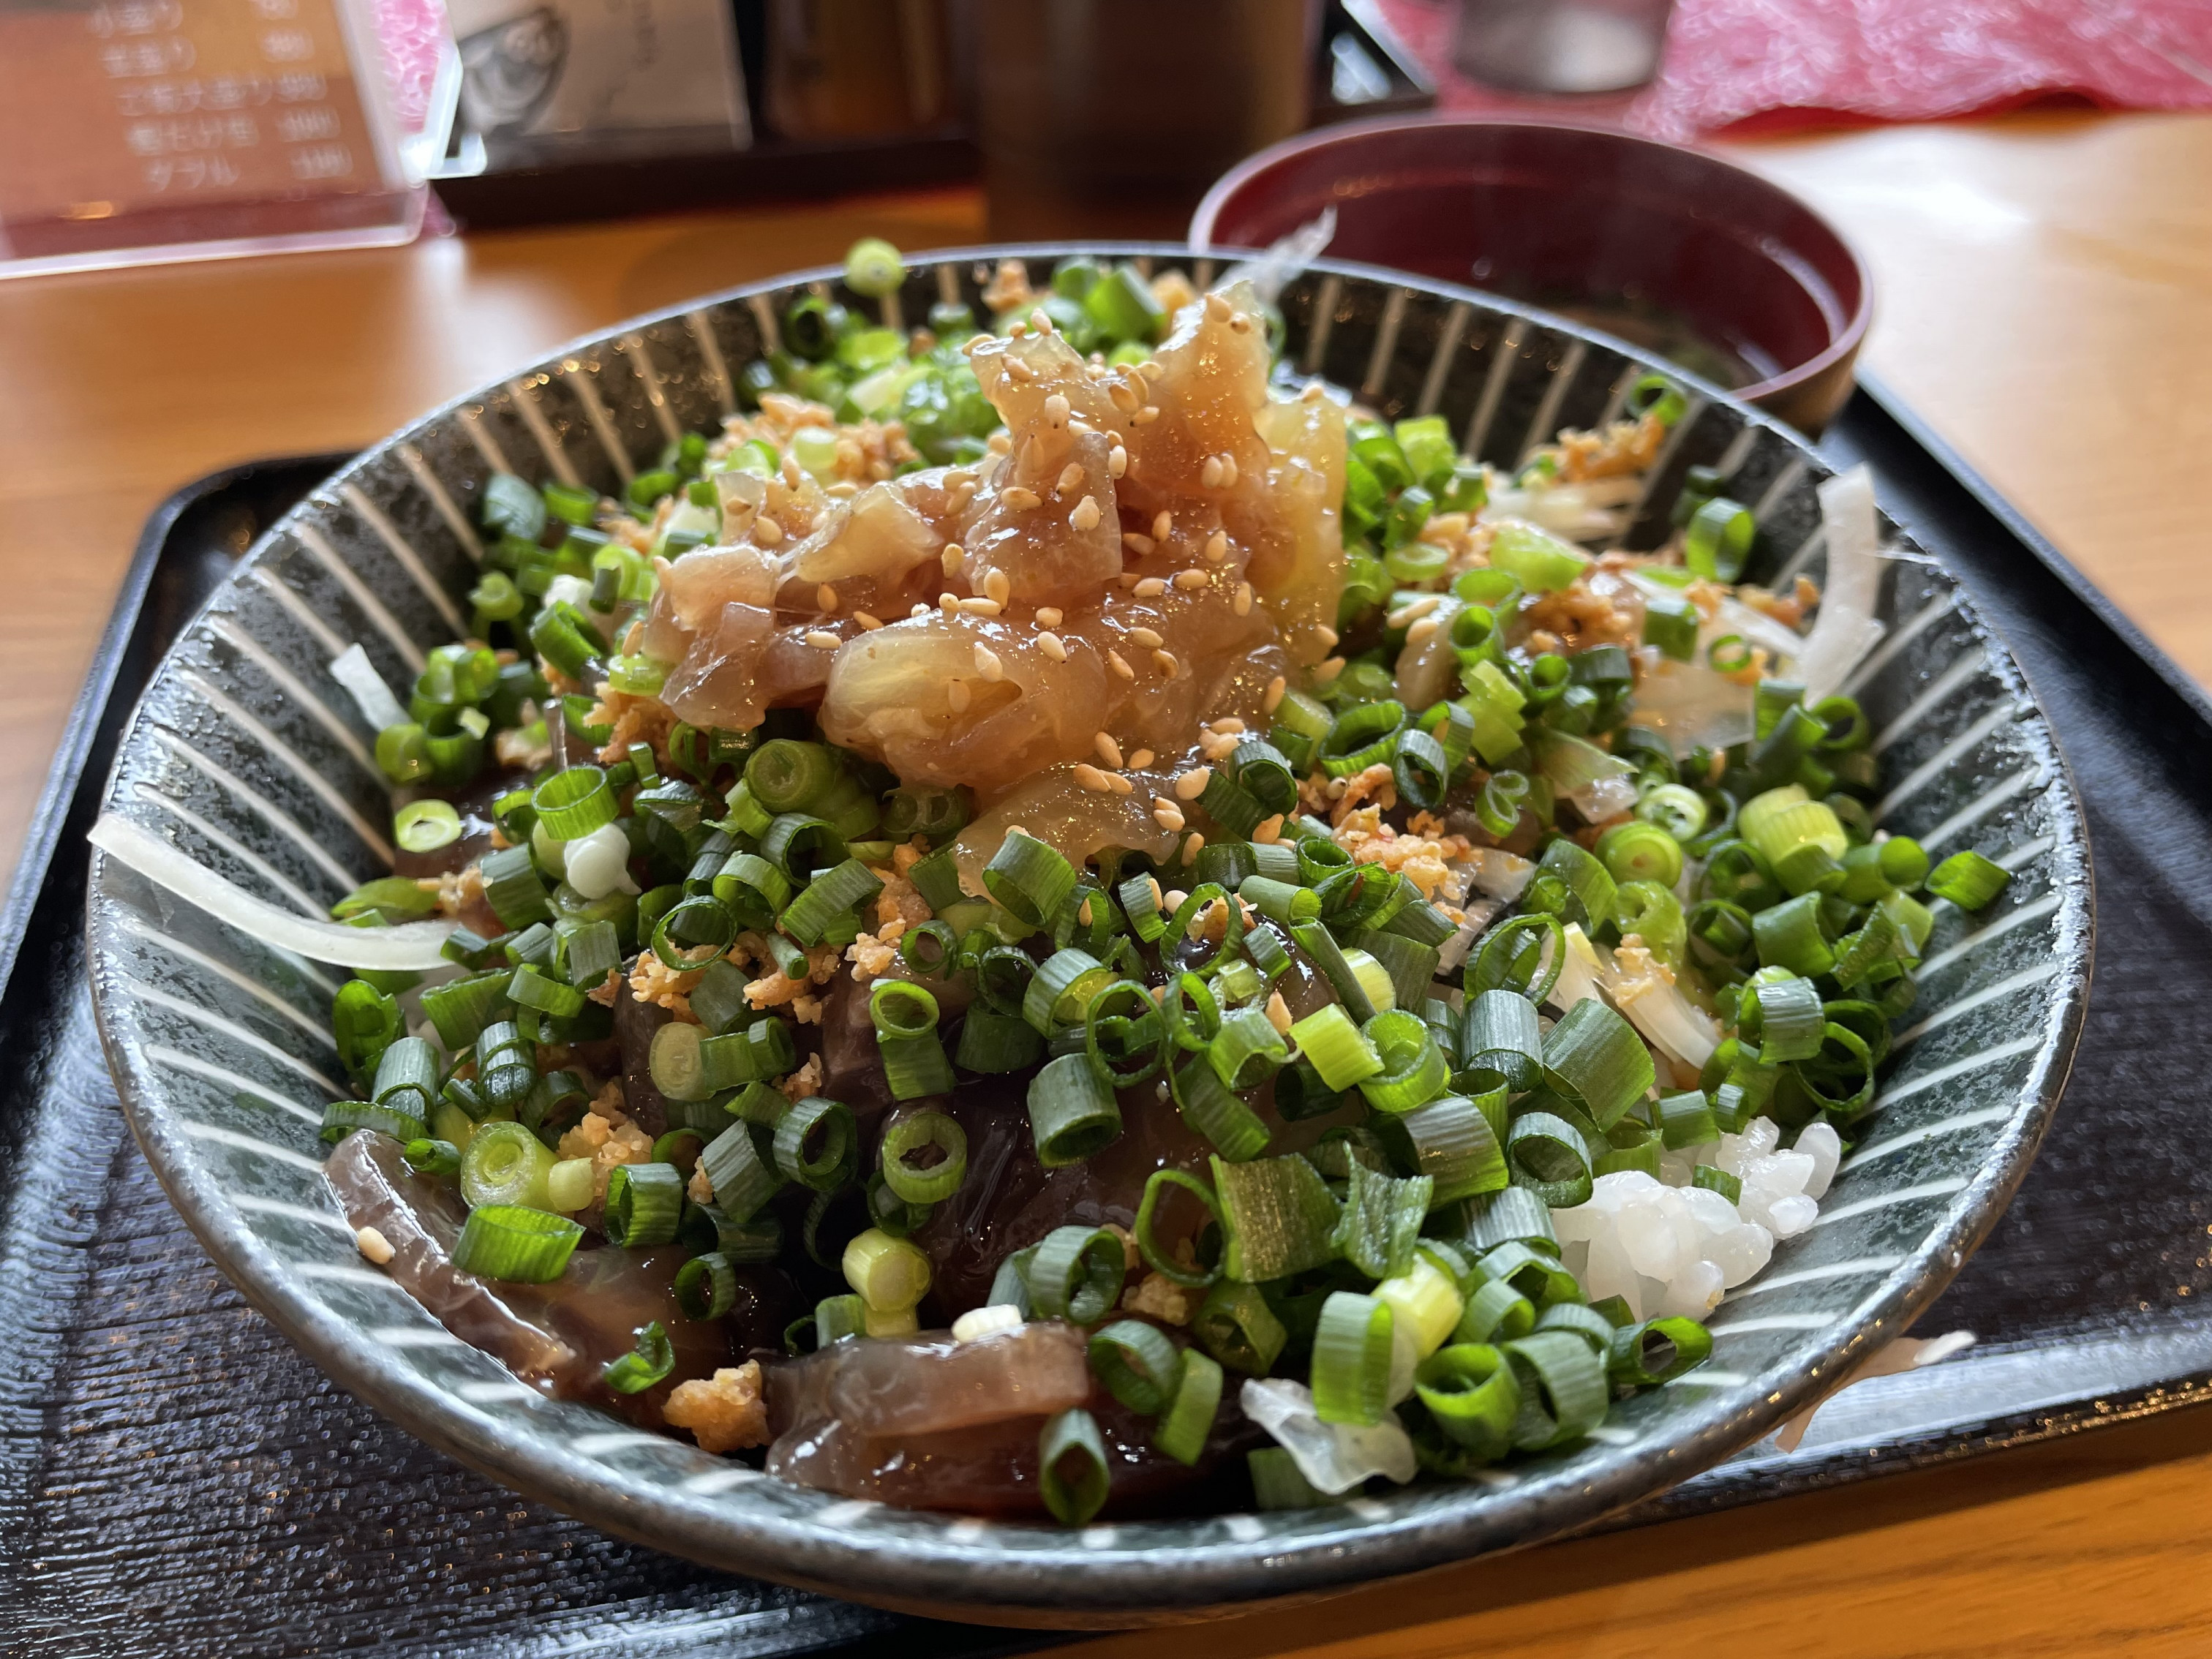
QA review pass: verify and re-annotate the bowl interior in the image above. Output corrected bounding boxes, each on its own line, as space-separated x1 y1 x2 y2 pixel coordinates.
1195 118 1868 404
84 246 2084 1623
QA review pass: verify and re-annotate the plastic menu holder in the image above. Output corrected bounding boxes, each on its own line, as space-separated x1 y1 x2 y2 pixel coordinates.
0 0 423 279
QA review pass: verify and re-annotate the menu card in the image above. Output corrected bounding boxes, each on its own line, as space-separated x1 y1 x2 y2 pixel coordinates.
0 0 417 273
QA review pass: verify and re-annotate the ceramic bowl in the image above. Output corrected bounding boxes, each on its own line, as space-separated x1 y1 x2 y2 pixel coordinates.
1192 116 1873 434
85 246 2086 1626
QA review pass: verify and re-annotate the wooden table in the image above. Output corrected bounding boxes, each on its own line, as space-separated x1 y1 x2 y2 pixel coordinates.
5 107 2211 1654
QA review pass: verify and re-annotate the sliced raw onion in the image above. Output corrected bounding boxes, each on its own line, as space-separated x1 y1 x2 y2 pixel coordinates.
1797 466 1888 702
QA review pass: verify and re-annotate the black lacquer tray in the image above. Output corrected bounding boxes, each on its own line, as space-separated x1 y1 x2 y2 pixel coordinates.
3 378 2207 1655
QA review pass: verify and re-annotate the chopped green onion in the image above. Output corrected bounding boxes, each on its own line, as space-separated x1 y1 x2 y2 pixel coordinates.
1692 1163 1742 1204
1193 1279 1287 1375
1213 1154 1342 1282
1028 1224 1126 1324
841 1226 932 1312
674 1252 738 1320
780 859 883 947
1332 1160 1433 1280
1541 998 1655 1129
452 1204 583 1284
1685 496 1754 582
1039 1409 1111 1527
459 1121 556 1211
1414 1342 1521 1460
604 1161 682 1247
774 1096 857 1192
1505 1112 1594 1208
1489 519 1590 592
1927 849 2010 909
1208 1005 1288 1092
402 1137 462 1178
1089 1319 1183 1414
879 1108 968 1203
1249 1448 1327 1511
985 830 1077 928
1740 971 1826 1063
1154 1348 1223 1465
1287 1004 1382 1091
1310 1292 1394 1426
1467 913 1565 1001
1358 1009 1449 1112
1135 1168 1224 1289
1028 1052 1124 1167
955 1007 1045 1072
1608 1315 1714 1388
1504 1330 1610 1450
1379 1094 1508 1205
1170 1053 1270 1161
1083 978 1166 1088
1453 1276 1535 1345
1023 947 1113 1034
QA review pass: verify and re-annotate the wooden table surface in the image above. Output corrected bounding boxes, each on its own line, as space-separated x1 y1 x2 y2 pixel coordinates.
6 106 2211 1654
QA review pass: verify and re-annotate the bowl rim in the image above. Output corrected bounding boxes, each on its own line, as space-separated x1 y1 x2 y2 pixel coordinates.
1189 111 1876 409
86 242 2083 1625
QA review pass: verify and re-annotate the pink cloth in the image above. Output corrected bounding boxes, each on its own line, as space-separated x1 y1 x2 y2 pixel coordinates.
1374 0 2212 140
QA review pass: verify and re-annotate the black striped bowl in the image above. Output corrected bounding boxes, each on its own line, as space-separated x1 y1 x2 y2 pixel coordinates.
84 247 2090 1625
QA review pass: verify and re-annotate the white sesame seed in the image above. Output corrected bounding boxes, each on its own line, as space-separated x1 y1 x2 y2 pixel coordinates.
1264 674 1287 712
826 480 860 499
1129 625 1164 648
1079 898 1094 926
1151 511 1172 541
988 431 1013 454
1126 748 1154 769
1073 763 1112 793
1120 573 1141 589
1132 406 1160 425
1313 655 1346 684
1175 768 1211 800
1181 833 1205 865
1174 568 1208 591
985 568 1011 606
1162 887 1188 914
1209 717 1246 734
938 592 960 615
1107 650 1135 680
1123 533 1156 556
1007 319 1028 339
1139 359 1163 377
958 596 1003 616
1006 356 1037 381
1108 445 1128 478
1153 648 1179 675
1199 729 1239 760
1387 594 1442 629
1037 630 1066 661
1094 731 1124 768
1134 577 1167 598
1314 625 1340 651
1264 991 1293 1034
1002 486 1042 511
856 612 884 631
1153 799 1187 832
947 680 971 712
1107 378 1140 413
1202 456 1224 489
1228 315 1252 335
1070 495 1102 532
816 584 839 612
753 518 784 546
1037 606 1063 628
1205 530 1228 562
1043 393 1071 428
1253 814 1284 843
1056 462 1085 493
1233 582 1252 616
1205 292 1233 321
356 1225 394 1265
942 543 964 576
1030 306 1053 333
1069 418 1094 434
806 629 841 650
1407 615 1440 647
909 603 931 619
1105 772 1134 794
1221 453 1239 486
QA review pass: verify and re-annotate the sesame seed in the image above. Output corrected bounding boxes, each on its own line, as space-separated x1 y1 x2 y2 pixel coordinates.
1030 306 1054 333
1314 624 1340 651
1134 577 1167 598
1070 495 1102 532
1146 876 1164 911
1073 763 1112 793
1406 615 1440 647
1205 292 1233 321
622 620 644 654
1253 814 1284 843
1228 314 1252 335
909 603 931 619
1120 573 1141 589
1175 768 1211 800
1139 360 1163 377
1126 748 1154 769
816 584 839 612
1108 445 1128 478
1056 462 1085 493
1387 594 1441 628
1209 717 1246 734
938 592 960 615
958 596 1003 616
1162 887 1188 914
753 518 784 546
1153 648 1179 675
1153 799 1187 832
1002 486 1042 511
1037 606 1063 628
984 568 1011 606
1181 833 1205 865
1043 393 1071 428
1006 356 1037 381
1122 533 1156 555
1174 568 1208 590
1264 991 1293 1034
856 612 884 631
1094 731 1124 768
1233 582 1252 616
782 456 802 487
1205 530 1228 562
1313 655 1346 684
1007 319 1028 339
1221 454 1239 486
1129 626 1164 648
1264 674 1287 712
1107 650 1135 680
1105 772 1134 795
1069 418 1094 434
1199 729 1238 760
1132 406 1160 425
1151 511 1172 541
947 680 971 712
1107 379 1140 413
356 1225 394 1264
942 543 964 576
1037 629 1067 661
1078 898 1094 926
1202 456 1224 489
988 431 1014 454
806 629 841 650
